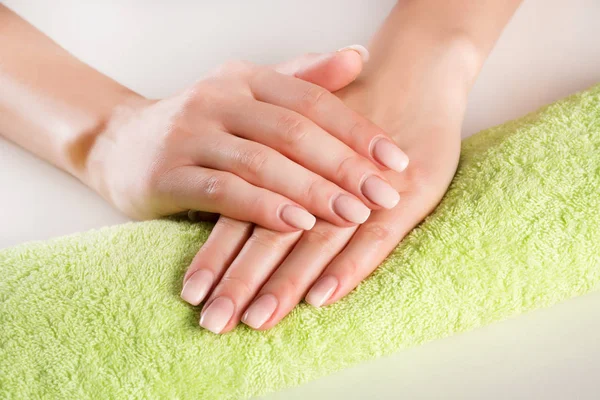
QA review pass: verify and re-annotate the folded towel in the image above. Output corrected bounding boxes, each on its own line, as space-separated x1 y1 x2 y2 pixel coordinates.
2 85 600 400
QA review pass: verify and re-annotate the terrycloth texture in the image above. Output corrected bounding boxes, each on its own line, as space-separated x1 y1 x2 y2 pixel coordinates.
2 86 600 400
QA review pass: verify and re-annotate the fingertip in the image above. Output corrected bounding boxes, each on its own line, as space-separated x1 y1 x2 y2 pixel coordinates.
294 49 364 92
305 275 339 307
336 44 370 63
280 204 316 231
241 293 279 330
326 49 364 86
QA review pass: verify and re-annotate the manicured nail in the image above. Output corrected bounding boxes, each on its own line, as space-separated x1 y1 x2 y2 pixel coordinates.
181 269 214 306
371 138 409 173
199 297 234 334
280 205 316 230
337 44 370 62
242 294 278 329
361 175 400 209
332 195 370 224
306 276 339 307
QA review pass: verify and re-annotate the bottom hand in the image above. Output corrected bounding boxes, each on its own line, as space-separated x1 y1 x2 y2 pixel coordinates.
183 39 476 333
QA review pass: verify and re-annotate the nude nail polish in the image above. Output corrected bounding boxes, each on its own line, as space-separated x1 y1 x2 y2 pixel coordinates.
371 138 409 173
361 175 400 209
332 195 371 224
305 276 339 307
242 294 278 329
280 205 316 230
337 44 370 62
181 269 214 306
199 297 234 334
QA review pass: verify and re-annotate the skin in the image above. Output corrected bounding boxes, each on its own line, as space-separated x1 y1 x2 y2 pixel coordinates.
0 5 409 232
182 0 524 334
0 2 524 334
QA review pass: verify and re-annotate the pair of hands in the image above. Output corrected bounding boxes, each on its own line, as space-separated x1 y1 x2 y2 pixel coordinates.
178 41 474 333
0 2 515 333
87 35 473 334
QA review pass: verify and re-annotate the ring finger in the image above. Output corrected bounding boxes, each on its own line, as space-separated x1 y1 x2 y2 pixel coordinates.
191 133 372 226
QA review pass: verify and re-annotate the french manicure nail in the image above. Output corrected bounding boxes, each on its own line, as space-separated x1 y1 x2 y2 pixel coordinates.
306 276 339 307
361 175 400 209
371 138 409 173
280 205 316 230
337 44 370 62
332 195 370 224
242 294 278 329
181 269 214 306
199 297 234 334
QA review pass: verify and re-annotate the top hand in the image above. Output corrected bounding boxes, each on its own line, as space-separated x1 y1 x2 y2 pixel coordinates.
181 37 479 333
84 49 409 231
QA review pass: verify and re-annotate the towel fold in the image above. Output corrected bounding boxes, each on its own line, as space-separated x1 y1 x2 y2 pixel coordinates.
1 85 600 400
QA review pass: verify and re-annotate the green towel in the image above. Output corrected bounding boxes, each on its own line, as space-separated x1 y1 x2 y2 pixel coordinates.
2 85 600 400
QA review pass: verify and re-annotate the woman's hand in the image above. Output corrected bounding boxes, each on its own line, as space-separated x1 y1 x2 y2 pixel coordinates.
0 6 408 231
181 37 479 333
85 49 410 231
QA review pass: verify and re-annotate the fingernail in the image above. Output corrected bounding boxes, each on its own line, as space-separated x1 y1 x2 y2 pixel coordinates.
332 195 370 224
199 297 234 334
242 294 278 329
306 276 338 307
181 269 214 306
371 138 409 172
361 175 400 209
280 205 316 230
337 44 370 62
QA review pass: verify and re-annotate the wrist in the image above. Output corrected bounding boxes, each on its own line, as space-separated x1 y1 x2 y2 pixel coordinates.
361 28 483 95
63 88 149 197
342 34 479 133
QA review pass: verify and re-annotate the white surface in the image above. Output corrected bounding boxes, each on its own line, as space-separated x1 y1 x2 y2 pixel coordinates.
1 1 599 398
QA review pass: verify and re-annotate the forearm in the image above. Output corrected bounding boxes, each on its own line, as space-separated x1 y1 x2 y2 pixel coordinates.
0 5 142 181
341 0 522 134
361 0 522 92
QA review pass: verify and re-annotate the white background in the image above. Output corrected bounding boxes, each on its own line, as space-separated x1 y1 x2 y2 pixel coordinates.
1 1 600 398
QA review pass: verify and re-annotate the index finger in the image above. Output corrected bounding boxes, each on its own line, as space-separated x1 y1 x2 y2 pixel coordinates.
249 68 409 173
306 191 431 308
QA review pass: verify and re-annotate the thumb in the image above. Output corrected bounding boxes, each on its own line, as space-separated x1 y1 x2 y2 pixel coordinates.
273 45 369 92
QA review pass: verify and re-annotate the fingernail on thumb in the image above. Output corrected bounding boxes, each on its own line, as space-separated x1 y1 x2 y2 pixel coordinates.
336 44 370 62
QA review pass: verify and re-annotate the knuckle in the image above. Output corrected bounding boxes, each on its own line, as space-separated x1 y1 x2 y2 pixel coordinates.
340 257 359 279
276 114 308 146
361 222 394 242
335 154 364 179
304 228 342 249
216 60 256 76
302 177 324 201
163 122 192 145
299 85 327 112
183 82 226 113
235 146 269 177
217 216 252 232
246 64 271 89
199 174 227 201
219 275 254 297
347 118 371 142
248 228 289 250
271 277 302 299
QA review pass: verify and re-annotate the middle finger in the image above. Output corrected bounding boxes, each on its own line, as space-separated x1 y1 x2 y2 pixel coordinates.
198 226 302 334
219 99 401 211
241 220 358 330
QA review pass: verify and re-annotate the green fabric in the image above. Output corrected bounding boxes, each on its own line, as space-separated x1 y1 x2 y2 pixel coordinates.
2 85 600 400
